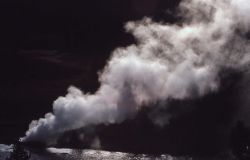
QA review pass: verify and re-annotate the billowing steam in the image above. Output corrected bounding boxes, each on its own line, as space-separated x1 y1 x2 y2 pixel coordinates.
22 0 250 144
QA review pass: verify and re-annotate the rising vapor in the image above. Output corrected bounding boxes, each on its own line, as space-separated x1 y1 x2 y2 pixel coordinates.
22 0 250 145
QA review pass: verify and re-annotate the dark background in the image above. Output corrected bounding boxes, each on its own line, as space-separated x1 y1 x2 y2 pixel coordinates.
0 0 181 144
0 1 247 157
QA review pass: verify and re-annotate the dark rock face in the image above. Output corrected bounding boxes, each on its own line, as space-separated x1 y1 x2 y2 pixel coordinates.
230 121 250 159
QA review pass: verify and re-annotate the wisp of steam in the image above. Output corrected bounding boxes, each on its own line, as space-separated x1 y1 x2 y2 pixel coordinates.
22 0 250 145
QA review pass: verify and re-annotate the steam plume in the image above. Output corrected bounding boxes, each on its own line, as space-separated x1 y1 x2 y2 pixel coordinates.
22 0 250 144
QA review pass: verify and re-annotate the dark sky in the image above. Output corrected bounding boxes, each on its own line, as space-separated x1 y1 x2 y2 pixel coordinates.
0 0 181 144
1 0 179 51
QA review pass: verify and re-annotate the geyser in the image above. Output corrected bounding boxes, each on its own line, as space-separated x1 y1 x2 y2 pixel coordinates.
22 0 250 147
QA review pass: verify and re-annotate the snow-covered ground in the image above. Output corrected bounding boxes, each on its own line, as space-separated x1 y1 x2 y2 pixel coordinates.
0 144 236 160
0 144 190 160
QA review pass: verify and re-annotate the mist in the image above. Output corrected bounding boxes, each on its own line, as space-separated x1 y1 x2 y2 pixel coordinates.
22 0 250 145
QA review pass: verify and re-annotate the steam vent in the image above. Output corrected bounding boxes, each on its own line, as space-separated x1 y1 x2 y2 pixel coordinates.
1 0 250 159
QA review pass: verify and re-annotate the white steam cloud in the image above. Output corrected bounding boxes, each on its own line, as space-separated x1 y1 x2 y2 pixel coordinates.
22 0 250 144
